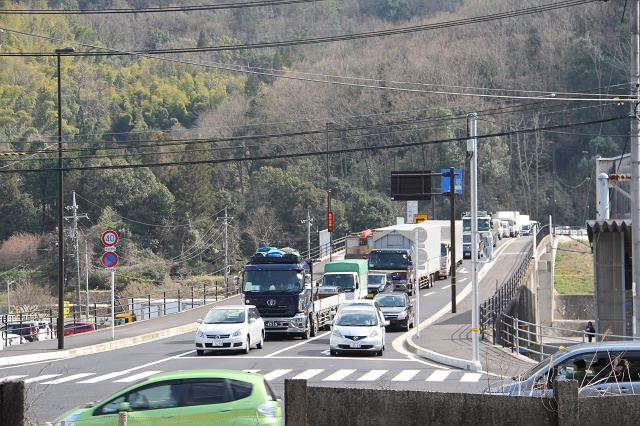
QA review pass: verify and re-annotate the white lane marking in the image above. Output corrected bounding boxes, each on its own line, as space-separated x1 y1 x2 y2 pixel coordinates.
456 278 468 283
24 374 61 383
460 373 482 382
292 369 324 380
392 370 420 381
42 373 95 384
1 375 27 381
426 370 451 382
357 370 388 381
441 285 451 289
115 371 162 383
457 268 467 274
79 371 131 383
263 369 292 381
265 331 331 358
323 369 356 381
423 291 435 297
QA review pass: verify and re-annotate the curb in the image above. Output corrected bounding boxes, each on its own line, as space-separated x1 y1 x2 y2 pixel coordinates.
404 337 482 372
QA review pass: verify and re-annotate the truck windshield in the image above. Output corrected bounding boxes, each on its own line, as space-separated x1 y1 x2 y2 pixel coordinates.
369 252 409 270
463 218 490 232
322 274 355 291
242 270 303 293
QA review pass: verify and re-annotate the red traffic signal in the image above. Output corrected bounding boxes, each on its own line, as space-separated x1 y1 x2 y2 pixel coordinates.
327 212 334 232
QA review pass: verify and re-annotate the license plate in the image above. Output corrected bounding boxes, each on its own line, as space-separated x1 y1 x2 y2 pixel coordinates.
266 321 277 327
212 340 223 346
350 342 362 348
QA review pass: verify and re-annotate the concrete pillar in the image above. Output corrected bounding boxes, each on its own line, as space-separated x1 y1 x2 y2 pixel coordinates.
285 379 307 426
554 379 579 426
0 380 25 426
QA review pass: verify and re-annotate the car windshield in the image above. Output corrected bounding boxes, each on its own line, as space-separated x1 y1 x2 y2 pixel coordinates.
376 295 406 307
335 311 378 327
203 309 246 324
369 252 409 269
368 275 385 285
243 270 303 293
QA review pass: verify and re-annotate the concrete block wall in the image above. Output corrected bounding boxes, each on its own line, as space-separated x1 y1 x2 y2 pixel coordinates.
286 379 640 426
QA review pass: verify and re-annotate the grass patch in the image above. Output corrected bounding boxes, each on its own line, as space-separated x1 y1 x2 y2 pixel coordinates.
554 236 594 295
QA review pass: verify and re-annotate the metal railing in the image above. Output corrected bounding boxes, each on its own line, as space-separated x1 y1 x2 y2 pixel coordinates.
2 281 240 346
479 225 550 345
499 314 640 361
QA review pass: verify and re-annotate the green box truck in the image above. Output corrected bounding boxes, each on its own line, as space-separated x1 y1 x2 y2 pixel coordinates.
321 259 369 300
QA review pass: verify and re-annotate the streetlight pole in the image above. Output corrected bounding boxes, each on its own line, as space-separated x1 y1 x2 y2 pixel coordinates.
6 280 14 316
55 46 75 349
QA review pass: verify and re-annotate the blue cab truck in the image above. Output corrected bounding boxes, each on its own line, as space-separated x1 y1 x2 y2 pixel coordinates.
236 249 344 339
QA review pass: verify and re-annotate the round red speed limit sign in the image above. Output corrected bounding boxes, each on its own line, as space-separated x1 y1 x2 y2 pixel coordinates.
101 230 119 247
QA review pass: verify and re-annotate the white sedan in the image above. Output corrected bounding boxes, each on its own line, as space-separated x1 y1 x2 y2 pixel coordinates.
328 307 389 356
194 305 265 355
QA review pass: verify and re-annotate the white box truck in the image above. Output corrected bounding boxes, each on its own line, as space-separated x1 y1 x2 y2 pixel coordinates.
492 211 521 237
429 220 463 280
369 221 441 294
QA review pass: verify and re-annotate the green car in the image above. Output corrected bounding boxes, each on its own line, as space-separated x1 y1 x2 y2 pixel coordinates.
53 369 282 425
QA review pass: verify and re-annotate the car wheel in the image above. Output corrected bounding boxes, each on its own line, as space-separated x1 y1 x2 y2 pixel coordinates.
377 348 383 356
257 331 264 349
244 336 250 354
196 349 204 356
404 320 411 332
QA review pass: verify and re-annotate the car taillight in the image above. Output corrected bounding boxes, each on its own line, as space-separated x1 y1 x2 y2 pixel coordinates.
256 401 277 417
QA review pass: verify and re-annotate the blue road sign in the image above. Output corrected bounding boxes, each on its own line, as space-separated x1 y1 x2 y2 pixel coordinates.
441 168 463 195
101 251 119 268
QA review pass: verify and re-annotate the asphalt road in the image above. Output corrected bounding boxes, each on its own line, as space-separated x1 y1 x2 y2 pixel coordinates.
5 236 526 425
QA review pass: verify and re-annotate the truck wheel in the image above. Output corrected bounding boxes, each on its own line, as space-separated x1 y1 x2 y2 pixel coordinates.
310 316 319 337
302 323 311 340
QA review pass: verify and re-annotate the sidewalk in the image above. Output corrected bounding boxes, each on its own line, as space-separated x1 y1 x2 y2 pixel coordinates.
404 237 539 376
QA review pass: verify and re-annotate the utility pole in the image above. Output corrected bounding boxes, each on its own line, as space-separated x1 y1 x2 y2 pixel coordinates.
217 207 233 292
84 238 89 319
631 0 640 337
64 191 88 315
467 113 482 371
301 207 313 258
326 123 333 261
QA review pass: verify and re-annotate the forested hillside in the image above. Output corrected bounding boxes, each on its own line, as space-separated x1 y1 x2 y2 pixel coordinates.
0 0 628 304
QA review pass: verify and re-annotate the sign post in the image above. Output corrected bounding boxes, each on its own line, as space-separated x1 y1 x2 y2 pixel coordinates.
101 230 119 340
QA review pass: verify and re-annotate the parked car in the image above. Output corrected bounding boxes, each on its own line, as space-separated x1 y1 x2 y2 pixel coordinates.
367 272 391 296
485 341 640 397
195 305 264 355
1 322 40 342
52 369 282 426
327 306 389 356
374 292 415 331
63 321 96 336
2 331 26 345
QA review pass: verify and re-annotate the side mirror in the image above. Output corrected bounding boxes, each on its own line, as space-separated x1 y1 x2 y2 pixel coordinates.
196 319 203 324
383 320 390 327
249 318 256 323
326 320 333 326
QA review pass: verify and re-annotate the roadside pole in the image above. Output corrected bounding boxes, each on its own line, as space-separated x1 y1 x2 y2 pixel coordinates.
414 229 420 338
101 230 119 341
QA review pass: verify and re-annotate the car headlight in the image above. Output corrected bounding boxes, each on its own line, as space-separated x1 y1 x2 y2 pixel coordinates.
231 328 243 337
332 328 343 338
369 329 380 337
195 329 206 338
396 311 406 320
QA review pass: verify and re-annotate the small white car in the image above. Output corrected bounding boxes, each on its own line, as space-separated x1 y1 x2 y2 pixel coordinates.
328 306 389 356
194 305 265 355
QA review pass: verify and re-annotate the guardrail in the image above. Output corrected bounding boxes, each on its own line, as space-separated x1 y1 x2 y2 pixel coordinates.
2 281 239 346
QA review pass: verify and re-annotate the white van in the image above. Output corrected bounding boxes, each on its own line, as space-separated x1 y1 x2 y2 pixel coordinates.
485 341 640 397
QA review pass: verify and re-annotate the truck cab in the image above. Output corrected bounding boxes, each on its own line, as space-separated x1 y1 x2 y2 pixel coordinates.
368 249 414 295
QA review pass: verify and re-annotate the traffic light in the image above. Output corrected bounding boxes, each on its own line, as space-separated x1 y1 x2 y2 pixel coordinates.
327 211 334 232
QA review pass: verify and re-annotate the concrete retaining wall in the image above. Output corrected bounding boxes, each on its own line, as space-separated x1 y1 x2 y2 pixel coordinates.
554 295 594 320
286 379 640 426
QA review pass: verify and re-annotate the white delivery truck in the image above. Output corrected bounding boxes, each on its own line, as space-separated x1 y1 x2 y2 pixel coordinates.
321 259 369 300
428 220 463 280
369 221 441 294
492 211 521 237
